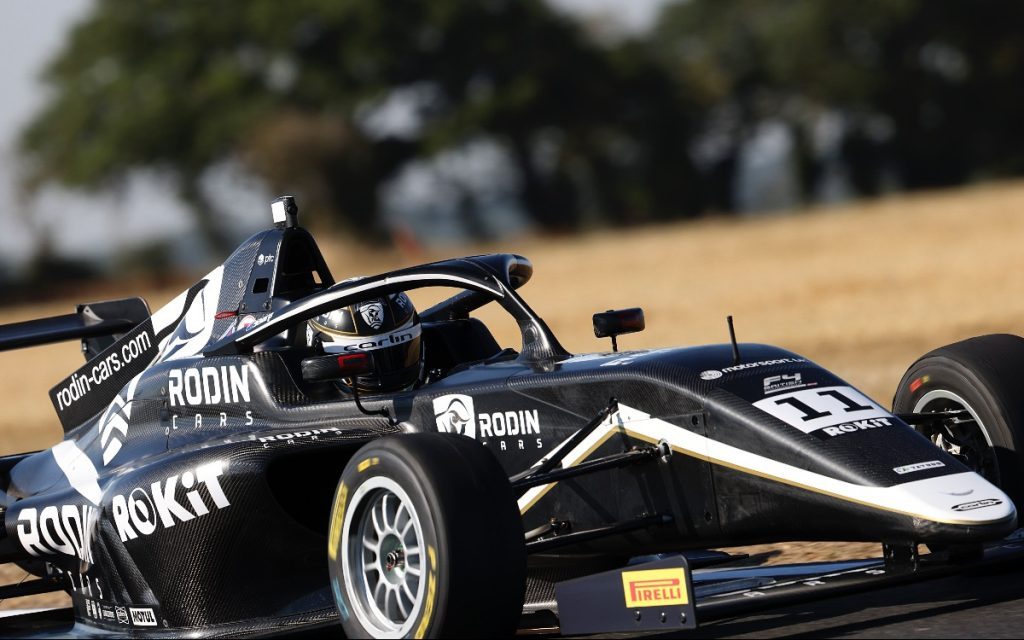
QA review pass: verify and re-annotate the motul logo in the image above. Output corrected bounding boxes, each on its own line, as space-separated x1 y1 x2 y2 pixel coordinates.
621 568 689 608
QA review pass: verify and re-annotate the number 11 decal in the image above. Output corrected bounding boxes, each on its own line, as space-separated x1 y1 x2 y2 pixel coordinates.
775 388 874 422
753 386 891 435
773 396 831 422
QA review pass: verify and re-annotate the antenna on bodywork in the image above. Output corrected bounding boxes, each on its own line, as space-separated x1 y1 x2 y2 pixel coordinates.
727 315 741 365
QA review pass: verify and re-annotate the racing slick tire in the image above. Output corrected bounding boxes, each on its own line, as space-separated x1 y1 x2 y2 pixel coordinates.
893 334 1024 509
328 433 526 638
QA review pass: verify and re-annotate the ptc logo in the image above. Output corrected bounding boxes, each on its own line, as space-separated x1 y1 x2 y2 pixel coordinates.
359 302 385 330
433 394 476 438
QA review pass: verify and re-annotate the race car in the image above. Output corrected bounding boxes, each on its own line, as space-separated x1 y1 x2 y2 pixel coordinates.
0 196 1019 638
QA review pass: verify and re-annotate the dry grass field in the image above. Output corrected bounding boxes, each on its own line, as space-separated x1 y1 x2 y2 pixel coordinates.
2 180 1024 611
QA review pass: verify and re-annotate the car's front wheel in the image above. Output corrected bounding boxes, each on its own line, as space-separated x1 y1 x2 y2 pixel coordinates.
328 433 526 638
893 334 1024 508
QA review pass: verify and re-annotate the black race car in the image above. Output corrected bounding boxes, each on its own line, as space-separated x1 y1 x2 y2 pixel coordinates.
0 197 1019 638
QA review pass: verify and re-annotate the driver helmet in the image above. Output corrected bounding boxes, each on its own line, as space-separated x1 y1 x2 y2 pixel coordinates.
306 290 422 393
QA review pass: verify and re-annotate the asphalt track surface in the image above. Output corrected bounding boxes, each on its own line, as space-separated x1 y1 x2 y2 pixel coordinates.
3 555 1024 637
569 556 1024 638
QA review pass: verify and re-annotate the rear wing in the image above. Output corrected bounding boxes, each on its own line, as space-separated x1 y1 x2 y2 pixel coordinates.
0 297 150 360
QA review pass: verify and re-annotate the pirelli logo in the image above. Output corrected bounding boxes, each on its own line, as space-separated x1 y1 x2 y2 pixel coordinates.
621 568 689 608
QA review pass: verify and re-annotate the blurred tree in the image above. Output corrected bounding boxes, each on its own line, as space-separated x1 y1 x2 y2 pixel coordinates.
20 0 703 251
654 0 1024 201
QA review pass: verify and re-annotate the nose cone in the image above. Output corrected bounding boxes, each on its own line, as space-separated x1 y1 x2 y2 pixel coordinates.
892 472 1017 541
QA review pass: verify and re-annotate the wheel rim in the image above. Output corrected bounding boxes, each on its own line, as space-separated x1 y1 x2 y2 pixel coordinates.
341 477 426 637
913 389 1000 484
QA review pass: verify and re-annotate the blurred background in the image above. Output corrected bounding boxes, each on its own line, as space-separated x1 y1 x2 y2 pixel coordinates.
3 0 1024 448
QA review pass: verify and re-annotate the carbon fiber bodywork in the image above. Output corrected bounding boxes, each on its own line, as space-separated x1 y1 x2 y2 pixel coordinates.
0 217 1016 636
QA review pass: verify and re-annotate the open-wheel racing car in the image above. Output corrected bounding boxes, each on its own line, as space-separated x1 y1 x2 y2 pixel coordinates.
1 196 1022 638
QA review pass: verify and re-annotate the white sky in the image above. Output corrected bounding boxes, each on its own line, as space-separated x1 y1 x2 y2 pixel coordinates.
0 0 671 275
0 0 209 274
0 1 91 268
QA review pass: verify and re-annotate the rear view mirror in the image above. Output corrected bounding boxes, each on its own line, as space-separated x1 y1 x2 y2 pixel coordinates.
593 308 645 352
301 352 373 383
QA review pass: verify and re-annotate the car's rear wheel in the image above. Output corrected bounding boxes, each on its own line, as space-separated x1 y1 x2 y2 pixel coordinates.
328 433 526 638
893 334 1024 508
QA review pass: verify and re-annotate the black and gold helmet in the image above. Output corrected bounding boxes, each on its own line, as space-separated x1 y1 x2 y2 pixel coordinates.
306 290 422 392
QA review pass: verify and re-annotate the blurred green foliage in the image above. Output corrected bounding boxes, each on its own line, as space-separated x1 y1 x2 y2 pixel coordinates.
19 0 701 250
655 0 1024 200
18 0 1024 251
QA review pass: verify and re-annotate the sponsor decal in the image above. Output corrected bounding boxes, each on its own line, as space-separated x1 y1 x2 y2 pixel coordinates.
130 607 158 627
222 313 270 339
111 460 230 542
155 278 219 362
62 569 104 598
17 504 100 562
952 498 1002 512
433 394 542 451
478 410 540 440
167 365 251 407
325 322 420 353
394 292 410 310
893 460 945 475
97 375 142 466
763 373 810 395
598 348 673 368
621 568 689 608
700 357 808 382
169 410 255 431
820 417 893 437
434 394 476 438
77 596 160 628
49 320 157 429
603 355 650 368
753 385 892 437
258 427 340 445
359 301 385 330
256 253 275 267
236 314 258 332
